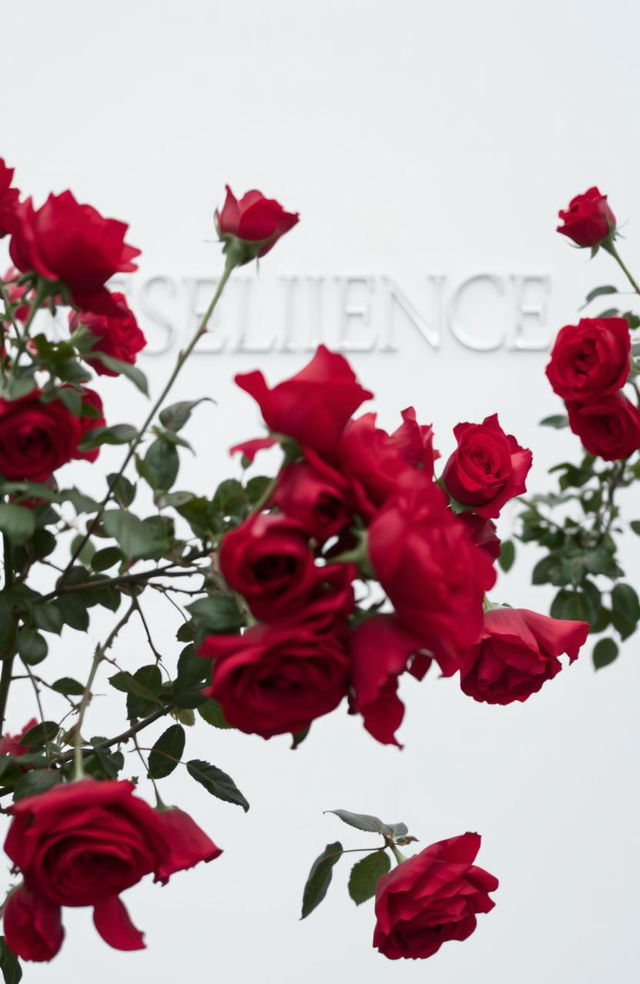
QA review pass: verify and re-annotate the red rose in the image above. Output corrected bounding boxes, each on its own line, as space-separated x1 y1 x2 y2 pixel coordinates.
368 476 496 675
271 449 353 541
3 886 64 962
567 392 640 460
3 779 221 959
0 718 37 757
70 387 106 464
0 159 19 237
69 292 146 372
215 185 299 262
557 187 616 247
199 622 350 738
390 406 439 476
0 392 83 482
458 513 501 562
546 318 630 401
9 191 140 314
350 615 431 747
373 832 498 960
460 607 588 704
442 414 532 519
235 345 373 456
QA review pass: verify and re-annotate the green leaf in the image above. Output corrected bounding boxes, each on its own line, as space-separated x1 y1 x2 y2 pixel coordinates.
325 809 392 835
173 645 208 708
56 594 90 631
102 509 159 560
13 768 61 801
140 439 179 492
550 588 599 626
593 637 619 670
213 479 246 517
108 473 136 508
611 582 640 640
77 423 138 451
19 721 59 748
186 595 243 634
16 628 48 665
91 546 124 572
186 759 249 812
539 414 569 429
148 725 186 779
0 937 22 984
348 850 391 905
109 669 162 702
197 699 232 729
0 504 35 545
51 676 85 696
532 555 563 586
581 284 618 308
160 398 212 432
32 601 63 635
87 744 125 780
630 521 640 536
90 352 149 395
498 540 515 573
300 842 343 919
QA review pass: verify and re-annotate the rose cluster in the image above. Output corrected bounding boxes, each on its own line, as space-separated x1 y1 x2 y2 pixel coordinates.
0 157 147 486
198 346 589 745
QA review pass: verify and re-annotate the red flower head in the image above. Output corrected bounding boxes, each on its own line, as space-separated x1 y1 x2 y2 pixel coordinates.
0 391 84 482
9 191 140 314
73 387 107 464
69 292 146 373
0 159 19 238
557 187 616 247
546 318 630 402
215 185 299 263
460 607 588 704
567 392 640 461
0 718 37 758
373 832 498 960
235 345 373 456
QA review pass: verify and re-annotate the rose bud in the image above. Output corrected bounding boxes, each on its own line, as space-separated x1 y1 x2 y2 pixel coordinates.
460 607 588 704
373 832 498 960
9 191 140 314
0 391 83 482
442 414 532 519
215 185 299 264
546 318 630 402
566 392 640 461
0 159 19 237
199 622 350 739
3 886 64 962
557 187 616 247
235 345 372 456
69 292 146 373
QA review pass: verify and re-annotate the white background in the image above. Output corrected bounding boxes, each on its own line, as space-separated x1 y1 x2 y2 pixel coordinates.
2 1 640 981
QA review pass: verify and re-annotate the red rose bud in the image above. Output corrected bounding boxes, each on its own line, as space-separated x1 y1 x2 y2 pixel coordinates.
0 159 19 238
69 292 146 373
199 622 350 739
442 414 532 519
3 886 64 962
546 317 630 402
350 615 432 747
271 449 353 542
9 191 140 314
3 779 220 956
373 832 498 960
566 392 640 460
0 391 83 482
235 345 372 456
557 187 616 247
215 185 299 264
368 475 496 676
460 607 588 704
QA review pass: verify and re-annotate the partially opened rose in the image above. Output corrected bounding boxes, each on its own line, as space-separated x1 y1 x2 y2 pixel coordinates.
546 317 630 401
566 392 640 460
3 779 221 960
69 292 146 372
557 187 616 247
215 185 299 262
373 832 498 960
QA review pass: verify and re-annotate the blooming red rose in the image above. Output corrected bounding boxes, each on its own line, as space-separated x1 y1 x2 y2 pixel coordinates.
235 345 373 456
557 187 616 247
69 292 146 372
368 476 496 675
566 392 640 460
215 185 299 262
9 191 140 314
0 391 83 482
546 318 630 401
460 607 588 704
442 414 532 519
0 718 37 757
271 449 353 541
199 622 350 738
0 159 19 237
373 832 498 960
3 886 64 962
3 779 221 959
350 615 431 746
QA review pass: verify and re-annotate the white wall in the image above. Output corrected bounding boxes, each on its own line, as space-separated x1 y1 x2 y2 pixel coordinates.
2 1 640 981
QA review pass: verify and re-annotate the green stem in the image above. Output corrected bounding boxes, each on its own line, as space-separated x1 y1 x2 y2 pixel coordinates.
389 844 407 865
602 241 640 295
58 257 237 586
